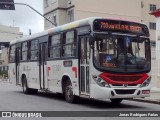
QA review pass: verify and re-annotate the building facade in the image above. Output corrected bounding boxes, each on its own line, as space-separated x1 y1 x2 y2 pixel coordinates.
43 0 160 88
43 0 160 50
141 0 160 47
44 0 142 29
0 25 23 43
44 0 160 43
150 9 160 89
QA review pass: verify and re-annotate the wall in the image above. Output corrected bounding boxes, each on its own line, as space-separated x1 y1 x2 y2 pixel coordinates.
0 25 22 42
0 25 22 67
0 47 8 66
74 0 141 22
141 0 160 41
155 17 160 88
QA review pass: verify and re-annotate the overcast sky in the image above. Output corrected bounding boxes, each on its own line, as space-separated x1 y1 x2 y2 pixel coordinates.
0 0 44 35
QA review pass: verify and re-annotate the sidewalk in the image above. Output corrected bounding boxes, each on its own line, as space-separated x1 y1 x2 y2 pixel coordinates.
0 78 10 83
131 87 160 104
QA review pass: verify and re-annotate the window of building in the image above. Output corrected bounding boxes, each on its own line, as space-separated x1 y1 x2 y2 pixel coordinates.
9 45 15 62
45 15 52 27
67 9 74 23
28 40 39 60
150 4 156 11
52 15 56 24
149 22 156 30
44 0 49 8
141 1 144 8
62 31 76 57
21 42 28 61
48 34 61 58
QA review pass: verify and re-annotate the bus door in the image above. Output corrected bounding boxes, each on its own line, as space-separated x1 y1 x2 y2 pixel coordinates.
39 42 48 90
79 35 90 95
15 47 21 85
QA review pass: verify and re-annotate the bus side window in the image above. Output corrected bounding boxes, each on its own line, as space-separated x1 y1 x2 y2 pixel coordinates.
21 42 28 61
30 40 39 60
48 34 61 59
28 41 31 60
62 30 76 57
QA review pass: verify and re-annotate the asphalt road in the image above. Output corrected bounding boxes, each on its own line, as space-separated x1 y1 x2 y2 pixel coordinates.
0 82 160 120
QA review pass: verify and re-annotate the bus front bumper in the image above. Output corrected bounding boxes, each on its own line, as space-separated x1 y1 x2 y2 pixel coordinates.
90 84 151 100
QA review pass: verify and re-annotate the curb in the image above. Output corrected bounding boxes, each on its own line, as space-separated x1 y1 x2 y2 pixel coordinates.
127 98 160 105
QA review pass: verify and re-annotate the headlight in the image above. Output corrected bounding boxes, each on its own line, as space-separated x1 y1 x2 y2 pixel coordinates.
92 75 110 87
140 77 151 87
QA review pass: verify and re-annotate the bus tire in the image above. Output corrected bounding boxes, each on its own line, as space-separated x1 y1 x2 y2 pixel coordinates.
30 89 38 94
22 76 30 94
65 80 77 103
110 98 123 105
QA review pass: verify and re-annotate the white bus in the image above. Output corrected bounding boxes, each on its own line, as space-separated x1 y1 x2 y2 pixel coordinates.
9 17 151 104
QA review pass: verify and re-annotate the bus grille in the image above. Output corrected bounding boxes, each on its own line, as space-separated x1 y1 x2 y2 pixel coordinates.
115 89 135 94
112 84 137 86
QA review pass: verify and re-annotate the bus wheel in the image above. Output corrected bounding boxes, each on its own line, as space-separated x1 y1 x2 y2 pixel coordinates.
31 89 38 94
65 80 77 103
110 98 123 105
22 76 30 94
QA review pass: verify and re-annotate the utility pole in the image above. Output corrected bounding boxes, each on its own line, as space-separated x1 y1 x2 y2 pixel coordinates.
0 2 57 26
29 29 31 35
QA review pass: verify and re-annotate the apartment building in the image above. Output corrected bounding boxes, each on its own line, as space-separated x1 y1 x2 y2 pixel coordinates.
43 0 160 35
44 0 160 46
0 25 23 75
44 0 141 28
150 9 160 89
142 0 160 46
43 0 160 88
0 25 23 46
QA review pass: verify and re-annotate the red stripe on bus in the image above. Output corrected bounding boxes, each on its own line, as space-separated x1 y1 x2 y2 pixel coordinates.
47 67 51 77
99 73 148 85
72 67 77 78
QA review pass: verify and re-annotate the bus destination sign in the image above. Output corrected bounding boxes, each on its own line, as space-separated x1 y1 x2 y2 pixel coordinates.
100 22 141 33
93 19 149 36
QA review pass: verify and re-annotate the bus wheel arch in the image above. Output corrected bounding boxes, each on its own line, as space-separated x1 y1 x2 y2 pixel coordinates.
61 75 77 103
61 75 70 94
21 74 38 94
21 74 26 83
21 74 30 94
21 74 27 86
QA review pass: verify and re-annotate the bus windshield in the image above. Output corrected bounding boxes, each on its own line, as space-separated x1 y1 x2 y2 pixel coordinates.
93 33 151 73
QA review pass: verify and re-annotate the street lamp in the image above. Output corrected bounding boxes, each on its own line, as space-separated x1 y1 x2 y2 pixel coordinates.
0 2 57 26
